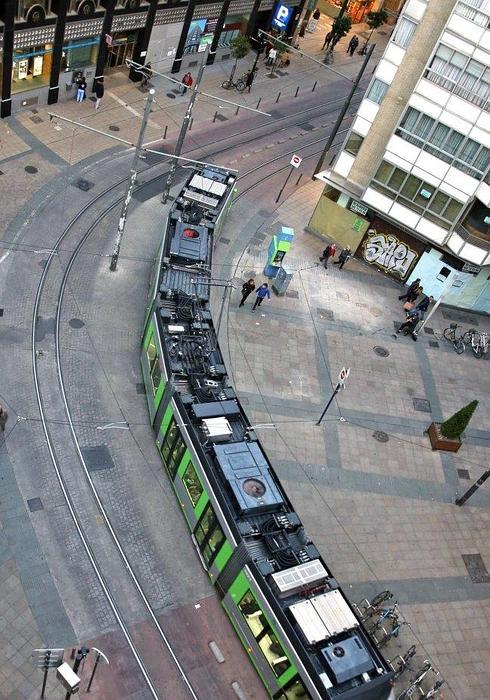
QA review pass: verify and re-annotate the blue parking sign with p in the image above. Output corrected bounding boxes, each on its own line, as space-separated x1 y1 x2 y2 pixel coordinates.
272 2 293 31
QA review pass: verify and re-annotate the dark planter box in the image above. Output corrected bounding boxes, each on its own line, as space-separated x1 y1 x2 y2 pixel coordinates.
427 422 462 453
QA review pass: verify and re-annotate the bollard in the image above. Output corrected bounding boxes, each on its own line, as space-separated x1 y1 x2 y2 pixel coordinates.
256 97 262 110
163 124 168 140
295 173 302 186
312 81 317 92
276 91 281 103
295 86 299 97
213 111 218 123
235 105 240 116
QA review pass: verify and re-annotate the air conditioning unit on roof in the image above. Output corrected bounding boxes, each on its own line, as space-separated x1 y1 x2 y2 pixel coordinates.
202 417 232 442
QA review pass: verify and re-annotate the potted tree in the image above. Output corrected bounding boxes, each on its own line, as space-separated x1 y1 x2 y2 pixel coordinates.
427 400 478 452
222 35 251 89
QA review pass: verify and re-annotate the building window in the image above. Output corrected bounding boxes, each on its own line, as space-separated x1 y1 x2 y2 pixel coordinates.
194 502 225 567
160 418 186 479
372 160 464 229
396 107 490 180
454 0 490 27
182 460 203 507
345 132 364 156
11 45 53 93
426 44 490 109
61 39 99 72
391 17 417 49
239 591 291 678
460 199 490 242
146 334 162 395
366 78 389 104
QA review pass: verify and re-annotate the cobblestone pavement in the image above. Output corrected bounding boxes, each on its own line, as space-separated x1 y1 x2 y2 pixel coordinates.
216 180 490 700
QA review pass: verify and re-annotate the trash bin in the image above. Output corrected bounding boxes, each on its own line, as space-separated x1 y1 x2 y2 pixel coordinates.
272 267 293 295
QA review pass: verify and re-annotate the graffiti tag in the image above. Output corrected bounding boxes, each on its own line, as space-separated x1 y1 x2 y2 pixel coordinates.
363 231 417 279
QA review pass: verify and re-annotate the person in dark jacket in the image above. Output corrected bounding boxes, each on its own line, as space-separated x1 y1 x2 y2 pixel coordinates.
396 311 420 340
141 62 152 87
407 285 423 304
252 283 271 311
334 246 351 270
239 278 255 307
245 69 256 93
322 31 333 50
76 75 87 103
94 77 104 110
399 278 420 301
415 295 434 314
347 35 359 56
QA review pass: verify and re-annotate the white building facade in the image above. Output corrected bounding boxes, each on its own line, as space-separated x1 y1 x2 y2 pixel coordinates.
310 0 490 312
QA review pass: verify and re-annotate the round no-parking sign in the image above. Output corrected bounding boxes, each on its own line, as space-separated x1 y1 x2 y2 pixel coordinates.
290 154 302 168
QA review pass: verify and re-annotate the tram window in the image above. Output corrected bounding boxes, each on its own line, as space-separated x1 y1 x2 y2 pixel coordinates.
274 676 311 699
161 418 184 478
239 591 290 678
194 503 225 567
182 460 203 507
146 334 162 395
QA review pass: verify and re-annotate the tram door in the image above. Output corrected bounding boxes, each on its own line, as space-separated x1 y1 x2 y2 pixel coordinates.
106 34 136 69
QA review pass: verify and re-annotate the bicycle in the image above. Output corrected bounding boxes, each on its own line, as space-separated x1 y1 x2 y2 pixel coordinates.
221 73 247 92
462 328 488 358
353 589 393 621
425 679 445 698
397 661 433 699
389 644 417 680
442 322 465 354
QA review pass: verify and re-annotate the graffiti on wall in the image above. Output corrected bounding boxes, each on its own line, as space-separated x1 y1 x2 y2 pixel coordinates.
362 229 418 279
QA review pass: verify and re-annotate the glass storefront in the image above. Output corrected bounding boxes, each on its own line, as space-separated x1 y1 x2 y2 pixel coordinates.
61 38 99 72
11 44 53 93
105 32 137 69
219 14 250 48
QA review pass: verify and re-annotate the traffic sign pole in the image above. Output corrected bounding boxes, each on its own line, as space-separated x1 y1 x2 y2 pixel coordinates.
275 166 295 203
316 367 350 425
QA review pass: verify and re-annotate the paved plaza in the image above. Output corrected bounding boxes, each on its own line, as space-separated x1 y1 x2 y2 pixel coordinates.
0 21 489 700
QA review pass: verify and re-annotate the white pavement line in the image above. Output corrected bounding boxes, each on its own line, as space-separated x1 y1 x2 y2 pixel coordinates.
107 90 161 131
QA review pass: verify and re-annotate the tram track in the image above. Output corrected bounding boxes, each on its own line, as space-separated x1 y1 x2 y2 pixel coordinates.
25 85 358 699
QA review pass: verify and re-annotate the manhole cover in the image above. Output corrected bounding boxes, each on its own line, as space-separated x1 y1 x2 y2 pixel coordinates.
166 92 176 99
74 178 94 191
336 291 349 301
413 397 431 413
27 497 44 512
457 468 470 480
81 445 115 472
462 554 490 583
30 115 43 124
286 290 299 298
69 318 85 329
429 340 439 348
373 346 389 357
219 237 230 245
24 165 38 174
373 430 389 443
109 125 120 132
244 271 256 278
424 327 434 335
298 122 315 131
253 232 266 242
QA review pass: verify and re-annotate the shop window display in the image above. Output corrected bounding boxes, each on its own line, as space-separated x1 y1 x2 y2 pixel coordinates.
12 44 53 93
61 39 99 71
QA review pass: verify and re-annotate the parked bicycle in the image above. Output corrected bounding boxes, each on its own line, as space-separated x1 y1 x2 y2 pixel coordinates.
221 73 247 92
442 322 465 354
397 661 444 699
462 328 488 358
353 589 394 621
389 644 417 680
397 661 432 699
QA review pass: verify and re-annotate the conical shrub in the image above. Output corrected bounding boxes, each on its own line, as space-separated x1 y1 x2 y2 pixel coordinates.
440 400 478 440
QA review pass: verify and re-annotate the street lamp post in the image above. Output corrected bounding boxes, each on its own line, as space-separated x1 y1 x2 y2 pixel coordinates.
110 88 155 272
161 48 209 204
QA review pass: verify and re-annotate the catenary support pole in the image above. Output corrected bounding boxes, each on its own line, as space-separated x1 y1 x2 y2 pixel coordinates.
110 89 155 272
415 272 459 336
313 43 375 176
455 470 490 506
161 49 208 204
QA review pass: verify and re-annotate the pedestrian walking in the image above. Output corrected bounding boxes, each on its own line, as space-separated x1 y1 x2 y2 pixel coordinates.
76 75 87 103
245 69 256 92
347 36 359 56
239 278 255 307
396 310 420 341
322 31 333 50
319 242 336 268
415 294 434 314
94 77 104 109
266 47 277 67
334 246 351 270
181 72 193 94
0 406 8 431
252 283 271 311
299 23 306 38
141 62 152 87
398 278 420 301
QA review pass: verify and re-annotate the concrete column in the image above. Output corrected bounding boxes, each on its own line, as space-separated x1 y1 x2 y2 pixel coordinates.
347 0 457 190
0 0 15 118
48 0 69 105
